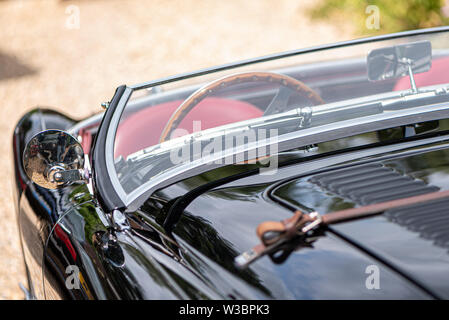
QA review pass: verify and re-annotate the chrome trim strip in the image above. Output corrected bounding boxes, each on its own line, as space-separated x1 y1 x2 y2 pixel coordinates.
227 136 449 189
121 102 449 211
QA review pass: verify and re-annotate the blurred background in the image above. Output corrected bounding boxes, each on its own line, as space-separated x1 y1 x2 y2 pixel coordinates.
0 0 448 299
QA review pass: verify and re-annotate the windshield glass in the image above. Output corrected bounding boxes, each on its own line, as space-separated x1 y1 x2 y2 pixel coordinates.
111 29 449 206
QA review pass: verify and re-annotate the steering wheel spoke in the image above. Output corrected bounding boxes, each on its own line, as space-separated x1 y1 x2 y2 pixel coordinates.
264 86 293 116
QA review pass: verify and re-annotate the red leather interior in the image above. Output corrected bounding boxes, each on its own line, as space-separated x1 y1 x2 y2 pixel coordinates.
394 57 449 91
114 97 263 158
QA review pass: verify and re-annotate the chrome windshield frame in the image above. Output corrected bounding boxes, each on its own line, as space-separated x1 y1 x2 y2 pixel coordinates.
95 26 449 212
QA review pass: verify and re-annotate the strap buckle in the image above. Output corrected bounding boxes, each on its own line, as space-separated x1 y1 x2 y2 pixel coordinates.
235 211 322 269
300 211 322 234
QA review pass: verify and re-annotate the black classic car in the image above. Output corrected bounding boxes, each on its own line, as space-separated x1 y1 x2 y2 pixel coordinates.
12 27 449 300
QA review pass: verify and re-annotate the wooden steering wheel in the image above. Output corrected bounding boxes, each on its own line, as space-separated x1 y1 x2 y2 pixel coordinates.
159 71 324 143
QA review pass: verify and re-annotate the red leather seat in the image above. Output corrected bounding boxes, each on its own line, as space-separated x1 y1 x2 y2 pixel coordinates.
114 97 263 158
394 57 449 91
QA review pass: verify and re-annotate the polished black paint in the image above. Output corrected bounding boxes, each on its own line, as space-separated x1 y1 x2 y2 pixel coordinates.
12 105 449 299
12 27 449 299
13 108 204 299
145 137 449 299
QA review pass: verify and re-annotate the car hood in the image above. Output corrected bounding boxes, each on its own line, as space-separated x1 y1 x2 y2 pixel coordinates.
165 141 449 299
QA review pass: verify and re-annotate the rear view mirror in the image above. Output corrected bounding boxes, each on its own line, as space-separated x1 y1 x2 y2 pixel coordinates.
367 40 432 82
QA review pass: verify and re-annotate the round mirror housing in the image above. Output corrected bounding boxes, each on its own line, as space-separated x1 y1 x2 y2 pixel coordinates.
23 129 86 189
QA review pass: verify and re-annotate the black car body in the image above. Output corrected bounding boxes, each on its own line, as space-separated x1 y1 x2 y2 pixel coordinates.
12 27 449 299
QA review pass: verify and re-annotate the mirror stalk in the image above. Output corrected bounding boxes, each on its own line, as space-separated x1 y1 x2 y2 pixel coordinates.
52 168 89 184
407 63 418 94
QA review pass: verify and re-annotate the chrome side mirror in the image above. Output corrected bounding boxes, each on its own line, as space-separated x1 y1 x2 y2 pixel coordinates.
23 129 87 189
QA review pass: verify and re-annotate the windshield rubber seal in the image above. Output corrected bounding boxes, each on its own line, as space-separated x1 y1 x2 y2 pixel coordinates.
92 85 127 211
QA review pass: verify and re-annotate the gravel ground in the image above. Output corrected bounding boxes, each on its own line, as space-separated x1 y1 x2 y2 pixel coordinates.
0 0 352 299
